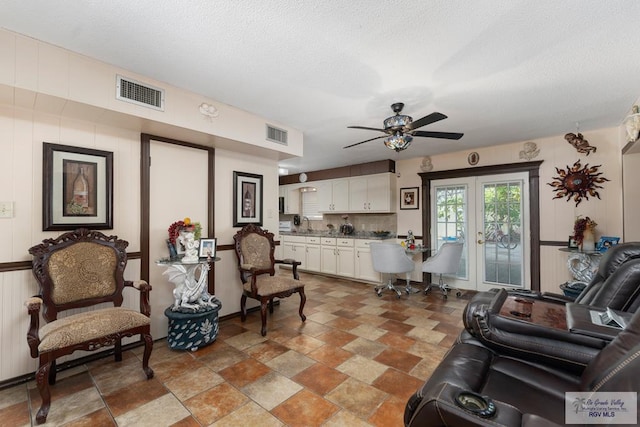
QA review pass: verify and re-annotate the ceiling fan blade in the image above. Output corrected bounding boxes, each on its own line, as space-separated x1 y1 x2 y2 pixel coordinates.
343 135 386 149
413 130 464 140
410 112 448 130
347 125 387 132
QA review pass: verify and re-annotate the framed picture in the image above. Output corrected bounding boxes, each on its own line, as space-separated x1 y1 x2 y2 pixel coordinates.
597 236 620 252
568 235 579 249
43 143 113 231
198 238 217 258
233 171 263 227
400 187 419 210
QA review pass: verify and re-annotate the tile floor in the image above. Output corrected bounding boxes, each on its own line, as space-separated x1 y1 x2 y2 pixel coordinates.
0 272 472 427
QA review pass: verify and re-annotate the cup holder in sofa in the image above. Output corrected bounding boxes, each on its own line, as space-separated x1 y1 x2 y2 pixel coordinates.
454 391 496 418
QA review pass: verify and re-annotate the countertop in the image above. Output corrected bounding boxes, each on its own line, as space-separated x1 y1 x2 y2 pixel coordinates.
279 230 396 240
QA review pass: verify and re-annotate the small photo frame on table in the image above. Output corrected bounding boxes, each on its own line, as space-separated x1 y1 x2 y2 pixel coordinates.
400 187 419 210
597 236 620 252
198 238 217 258
233 171 263 227
568 236 579 249
42 142 113 231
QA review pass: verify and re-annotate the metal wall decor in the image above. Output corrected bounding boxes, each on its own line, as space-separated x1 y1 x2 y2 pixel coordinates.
547 160 609 206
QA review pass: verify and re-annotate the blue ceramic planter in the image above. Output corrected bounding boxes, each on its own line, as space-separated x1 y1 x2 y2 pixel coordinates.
164 299 221 351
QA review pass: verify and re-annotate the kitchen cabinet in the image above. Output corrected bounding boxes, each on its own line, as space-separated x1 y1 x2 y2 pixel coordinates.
317 178 349 212
305 236 321 272
355 239 381 282
280 184 301 214
336 238 355 278
282 235 306 268
349 173 395 212
320 237 337 274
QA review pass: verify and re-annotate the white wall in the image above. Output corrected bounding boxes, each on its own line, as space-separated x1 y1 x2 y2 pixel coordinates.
396 127 626 294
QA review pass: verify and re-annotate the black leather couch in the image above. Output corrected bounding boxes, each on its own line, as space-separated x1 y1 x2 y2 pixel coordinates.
461 243 640 372
404 309 640 426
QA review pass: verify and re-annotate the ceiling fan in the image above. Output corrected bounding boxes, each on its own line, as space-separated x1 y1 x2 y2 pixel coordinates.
343 102 463 152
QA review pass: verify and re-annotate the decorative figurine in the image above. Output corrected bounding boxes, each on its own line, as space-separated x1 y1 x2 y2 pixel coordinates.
564 132 596 155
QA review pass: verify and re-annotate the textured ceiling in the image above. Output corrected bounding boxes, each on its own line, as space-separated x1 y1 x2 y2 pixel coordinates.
3 1 640 174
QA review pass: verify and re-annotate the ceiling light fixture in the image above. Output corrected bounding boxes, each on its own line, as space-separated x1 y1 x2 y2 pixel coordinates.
384 131 413 152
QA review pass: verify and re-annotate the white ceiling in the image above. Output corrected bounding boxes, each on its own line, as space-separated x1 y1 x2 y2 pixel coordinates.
3 1 640 174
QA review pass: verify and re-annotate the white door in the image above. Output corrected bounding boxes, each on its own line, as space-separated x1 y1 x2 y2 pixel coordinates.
430 173 530 292
149 141 209 339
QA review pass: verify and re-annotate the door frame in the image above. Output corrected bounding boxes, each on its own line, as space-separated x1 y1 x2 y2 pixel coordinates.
420 161 543 291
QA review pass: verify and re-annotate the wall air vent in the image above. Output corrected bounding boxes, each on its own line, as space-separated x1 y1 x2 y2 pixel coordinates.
266 124 288 145
116 75 165 111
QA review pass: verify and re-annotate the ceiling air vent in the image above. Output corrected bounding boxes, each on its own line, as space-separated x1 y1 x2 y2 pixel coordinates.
116 75 165 111
266 124 288 145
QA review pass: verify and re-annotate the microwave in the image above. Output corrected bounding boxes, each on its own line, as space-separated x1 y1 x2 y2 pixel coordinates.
279 196 284 213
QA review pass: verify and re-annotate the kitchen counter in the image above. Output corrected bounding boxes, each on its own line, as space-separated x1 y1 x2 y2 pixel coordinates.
279 231 396 240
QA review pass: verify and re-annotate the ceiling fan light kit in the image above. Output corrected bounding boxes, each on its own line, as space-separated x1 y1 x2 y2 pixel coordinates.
344 102 463 152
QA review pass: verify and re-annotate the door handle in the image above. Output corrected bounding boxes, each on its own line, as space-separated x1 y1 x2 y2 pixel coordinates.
477 231 484 244
477 239 485 244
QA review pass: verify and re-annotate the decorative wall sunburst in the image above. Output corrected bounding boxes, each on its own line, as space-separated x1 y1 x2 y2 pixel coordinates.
547 160 609 206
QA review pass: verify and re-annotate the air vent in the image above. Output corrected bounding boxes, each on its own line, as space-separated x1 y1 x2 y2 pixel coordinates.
116 75 165 111
266 124 288 145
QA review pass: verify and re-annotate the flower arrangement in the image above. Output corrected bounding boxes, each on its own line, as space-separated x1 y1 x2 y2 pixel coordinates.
573 216 597 245
168 217 202 246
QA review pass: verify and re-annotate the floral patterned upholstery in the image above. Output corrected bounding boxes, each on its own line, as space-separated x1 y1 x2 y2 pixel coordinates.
26 228 154 424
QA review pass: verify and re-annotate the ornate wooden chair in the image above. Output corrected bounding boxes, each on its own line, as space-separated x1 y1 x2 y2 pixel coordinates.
26 229 154 424
233 224 306 336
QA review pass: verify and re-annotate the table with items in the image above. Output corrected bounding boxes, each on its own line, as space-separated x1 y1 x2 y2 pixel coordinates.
156 256 222 351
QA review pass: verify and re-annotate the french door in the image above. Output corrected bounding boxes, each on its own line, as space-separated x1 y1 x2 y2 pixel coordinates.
430 172 530 292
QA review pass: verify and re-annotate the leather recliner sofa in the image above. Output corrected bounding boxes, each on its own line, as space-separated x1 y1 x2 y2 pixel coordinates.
460 243 640 372
404 308 640 426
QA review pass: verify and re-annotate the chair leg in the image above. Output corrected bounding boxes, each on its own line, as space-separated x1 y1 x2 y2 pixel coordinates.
48 359 57 385
260 298 269 336
298 289 307 322
240 294 248 322
142 333 154 379
35 357 52 424
268 298 274 314
114 338 122 362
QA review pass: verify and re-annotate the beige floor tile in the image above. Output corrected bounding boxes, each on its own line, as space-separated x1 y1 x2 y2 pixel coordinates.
342 337 386 359
336 355 388 385
210 401 284 427
241 372 303 411
115 393 190 427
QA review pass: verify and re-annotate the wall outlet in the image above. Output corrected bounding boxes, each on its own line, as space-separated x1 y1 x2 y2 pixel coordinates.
0 202 14 218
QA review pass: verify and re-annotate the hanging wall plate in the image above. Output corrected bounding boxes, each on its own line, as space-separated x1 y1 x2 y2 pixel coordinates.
299 173 308 183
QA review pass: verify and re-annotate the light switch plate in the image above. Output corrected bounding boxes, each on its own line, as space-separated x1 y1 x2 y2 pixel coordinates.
0 202 14 218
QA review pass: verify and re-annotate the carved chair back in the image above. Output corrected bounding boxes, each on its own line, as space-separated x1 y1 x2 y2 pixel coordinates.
233 224 276 284
29 228 129 322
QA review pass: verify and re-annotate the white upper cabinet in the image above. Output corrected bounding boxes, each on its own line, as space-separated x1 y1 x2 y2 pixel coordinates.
317 179 349 212
349 173 395 212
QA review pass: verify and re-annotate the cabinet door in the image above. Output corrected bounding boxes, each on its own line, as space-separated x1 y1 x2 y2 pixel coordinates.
349 177 368 212
332 179 350 211
337 246 355 277
305 244 321 272
283 242 305 267
321 245 337 274
286 187 301 214
355 246 381 282
316 181 333 212
366 174 392 212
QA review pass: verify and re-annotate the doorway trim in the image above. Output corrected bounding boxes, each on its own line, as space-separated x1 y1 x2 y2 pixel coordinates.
420 161 543 291
140 133 216 292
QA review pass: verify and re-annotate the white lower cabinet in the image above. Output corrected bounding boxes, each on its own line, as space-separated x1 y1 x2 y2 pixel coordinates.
321 237 338 274
336 238 355 278
355 239 381 282
282 235 306 269
305 236 321 272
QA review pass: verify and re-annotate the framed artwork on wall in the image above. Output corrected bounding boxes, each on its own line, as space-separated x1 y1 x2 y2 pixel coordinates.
233 171 263 227
42 143 113 231
400 187 419 210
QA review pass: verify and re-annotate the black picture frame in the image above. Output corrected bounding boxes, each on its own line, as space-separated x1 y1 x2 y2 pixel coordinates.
198 238 217 258
400 187 419 210
43 143 113 231
568 235 579 249
233 171 263 227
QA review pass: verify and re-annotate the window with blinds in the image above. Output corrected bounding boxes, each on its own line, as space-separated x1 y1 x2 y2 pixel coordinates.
301 189 322 220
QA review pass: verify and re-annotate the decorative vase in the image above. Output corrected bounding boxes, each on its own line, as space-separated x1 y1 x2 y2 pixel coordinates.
581 228 596 252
